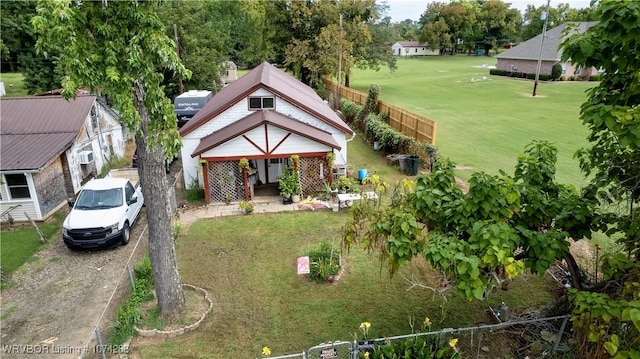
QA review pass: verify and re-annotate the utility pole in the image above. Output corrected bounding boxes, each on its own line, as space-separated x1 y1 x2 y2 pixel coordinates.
336 14 343 110
532 0 551 97
173 23 184 95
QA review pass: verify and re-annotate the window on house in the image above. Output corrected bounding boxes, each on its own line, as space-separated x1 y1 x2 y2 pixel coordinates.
5 174 31 199
415 48 418 53
249 96 275 110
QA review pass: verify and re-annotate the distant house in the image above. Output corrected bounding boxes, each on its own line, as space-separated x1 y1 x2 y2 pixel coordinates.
219 61 238 86
179 62 354 204
495 22 599 78
0 95 126 222
391 41 439 57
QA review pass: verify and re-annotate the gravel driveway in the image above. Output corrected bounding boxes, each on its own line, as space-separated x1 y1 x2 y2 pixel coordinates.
1 210 149 359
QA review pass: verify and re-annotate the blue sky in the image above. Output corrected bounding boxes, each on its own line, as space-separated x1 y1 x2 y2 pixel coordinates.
385 0 595 22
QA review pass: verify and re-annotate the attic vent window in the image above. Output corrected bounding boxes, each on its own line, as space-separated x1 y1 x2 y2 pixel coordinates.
249 96 275 110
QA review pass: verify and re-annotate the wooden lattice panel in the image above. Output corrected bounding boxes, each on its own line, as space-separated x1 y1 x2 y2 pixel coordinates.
299 156 325 197
207 161 243 202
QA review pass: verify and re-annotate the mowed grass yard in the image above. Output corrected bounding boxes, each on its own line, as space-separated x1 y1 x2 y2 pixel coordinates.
349 56 596 187
136 211 557 358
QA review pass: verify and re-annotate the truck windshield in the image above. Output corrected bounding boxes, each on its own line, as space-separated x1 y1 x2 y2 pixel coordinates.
75 188 123 209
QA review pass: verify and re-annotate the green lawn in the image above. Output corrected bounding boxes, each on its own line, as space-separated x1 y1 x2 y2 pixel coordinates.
349 56 595 187
0 72 28 97
136 211 556 358
0 211 66 284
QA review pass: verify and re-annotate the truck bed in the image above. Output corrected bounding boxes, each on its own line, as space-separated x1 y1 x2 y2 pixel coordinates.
106 168 140 185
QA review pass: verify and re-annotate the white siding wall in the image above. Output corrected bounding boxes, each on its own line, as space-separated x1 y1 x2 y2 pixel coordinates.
0 172 40 221
392 43 439 57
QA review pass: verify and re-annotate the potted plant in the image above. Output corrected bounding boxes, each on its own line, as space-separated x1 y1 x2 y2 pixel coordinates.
338 176 355 193
278 165 301 202
238 158 250 171
239 201 254 214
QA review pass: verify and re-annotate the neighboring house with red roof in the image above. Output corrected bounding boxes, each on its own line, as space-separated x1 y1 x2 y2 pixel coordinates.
179 61 354 204
495 22 599 78
391 41 439 57
0 95 126 222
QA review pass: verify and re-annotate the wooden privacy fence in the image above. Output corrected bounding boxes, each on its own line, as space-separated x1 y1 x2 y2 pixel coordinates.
323 79 437 145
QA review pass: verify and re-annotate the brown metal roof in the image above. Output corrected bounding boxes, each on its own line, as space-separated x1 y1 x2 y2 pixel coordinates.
1 95 95 171
192 110 341 157
180 62 353 137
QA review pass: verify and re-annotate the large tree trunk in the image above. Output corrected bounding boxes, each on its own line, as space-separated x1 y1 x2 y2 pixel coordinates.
133 80 185 320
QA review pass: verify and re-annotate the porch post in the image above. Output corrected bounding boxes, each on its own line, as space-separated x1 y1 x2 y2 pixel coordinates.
243 168 249 201
202 160 210 205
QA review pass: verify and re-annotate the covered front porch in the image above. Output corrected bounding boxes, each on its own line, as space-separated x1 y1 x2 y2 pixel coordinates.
201 154 330 204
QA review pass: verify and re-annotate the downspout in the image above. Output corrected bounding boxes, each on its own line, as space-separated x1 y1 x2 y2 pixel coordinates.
346 132 356 142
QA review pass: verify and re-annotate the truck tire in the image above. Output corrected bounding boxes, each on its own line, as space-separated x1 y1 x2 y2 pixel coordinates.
121 222 130 245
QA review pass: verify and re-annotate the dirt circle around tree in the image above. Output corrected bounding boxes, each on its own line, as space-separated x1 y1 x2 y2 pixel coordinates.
134 284 212 338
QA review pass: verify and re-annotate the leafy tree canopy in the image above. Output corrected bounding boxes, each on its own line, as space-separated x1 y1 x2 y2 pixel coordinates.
33 0 191 319
560 1 640 355
344 141 595 300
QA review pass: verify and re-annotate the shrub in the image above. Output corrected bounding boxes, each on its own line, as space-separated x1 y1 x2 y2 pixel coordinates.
589 74 602 81
539 74 551 81
108 255 155 345
551 63 562 80
489 69 507 76
340 99 363 125
307 241 341 283
184 179 204 202
363 112 419 154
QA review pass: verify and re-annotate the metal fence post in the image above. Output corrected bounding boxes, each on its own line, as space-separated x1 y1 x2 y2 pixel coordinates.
127 264 135 291
94 326 107 359
553 316 569 353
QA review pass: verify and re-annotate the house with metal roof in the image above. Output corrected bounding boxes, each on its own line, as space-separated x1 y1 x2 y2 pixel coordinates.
179 61 354 204
0 95 126 222
495 22 599 79
391 41 439 57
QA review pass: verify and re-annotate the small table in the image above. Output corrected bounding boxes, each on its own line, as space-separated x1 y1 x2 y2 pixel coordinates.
336 192 377 211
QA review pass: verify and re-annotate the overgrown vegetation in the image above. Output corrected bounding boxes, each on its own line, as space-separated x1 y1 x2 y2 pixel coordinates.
344 140 595 299
108 255 154 346
560 2 640 357
97 154 134 178
341 96 420 155
306 240 341 283
184 179 205 203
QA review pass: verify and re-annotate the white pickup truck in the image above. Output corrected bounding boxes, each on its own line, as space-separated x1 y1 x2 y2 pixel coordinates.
62 169 144 250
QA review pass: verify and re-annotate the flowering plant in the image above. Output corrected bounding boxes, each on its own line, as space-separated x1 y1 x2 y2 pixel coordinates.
261 346 271 357
359 321 371 340
239 201 254 214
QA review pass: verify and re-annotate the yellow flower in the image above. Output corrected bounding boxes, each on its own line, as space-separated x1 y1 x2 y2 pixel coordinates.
449 338 458 348
262 346 271 356
360 322 371 330
423 317 432 327
364 352 370 359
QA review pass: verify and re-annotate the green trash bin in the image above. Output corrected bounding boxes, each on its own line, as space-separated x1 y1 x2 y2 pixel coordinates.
407 155 420 175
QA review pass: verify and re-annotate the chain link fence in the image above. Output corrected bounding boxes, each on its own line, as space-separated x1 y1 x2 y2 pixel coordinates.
267 315 571 359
